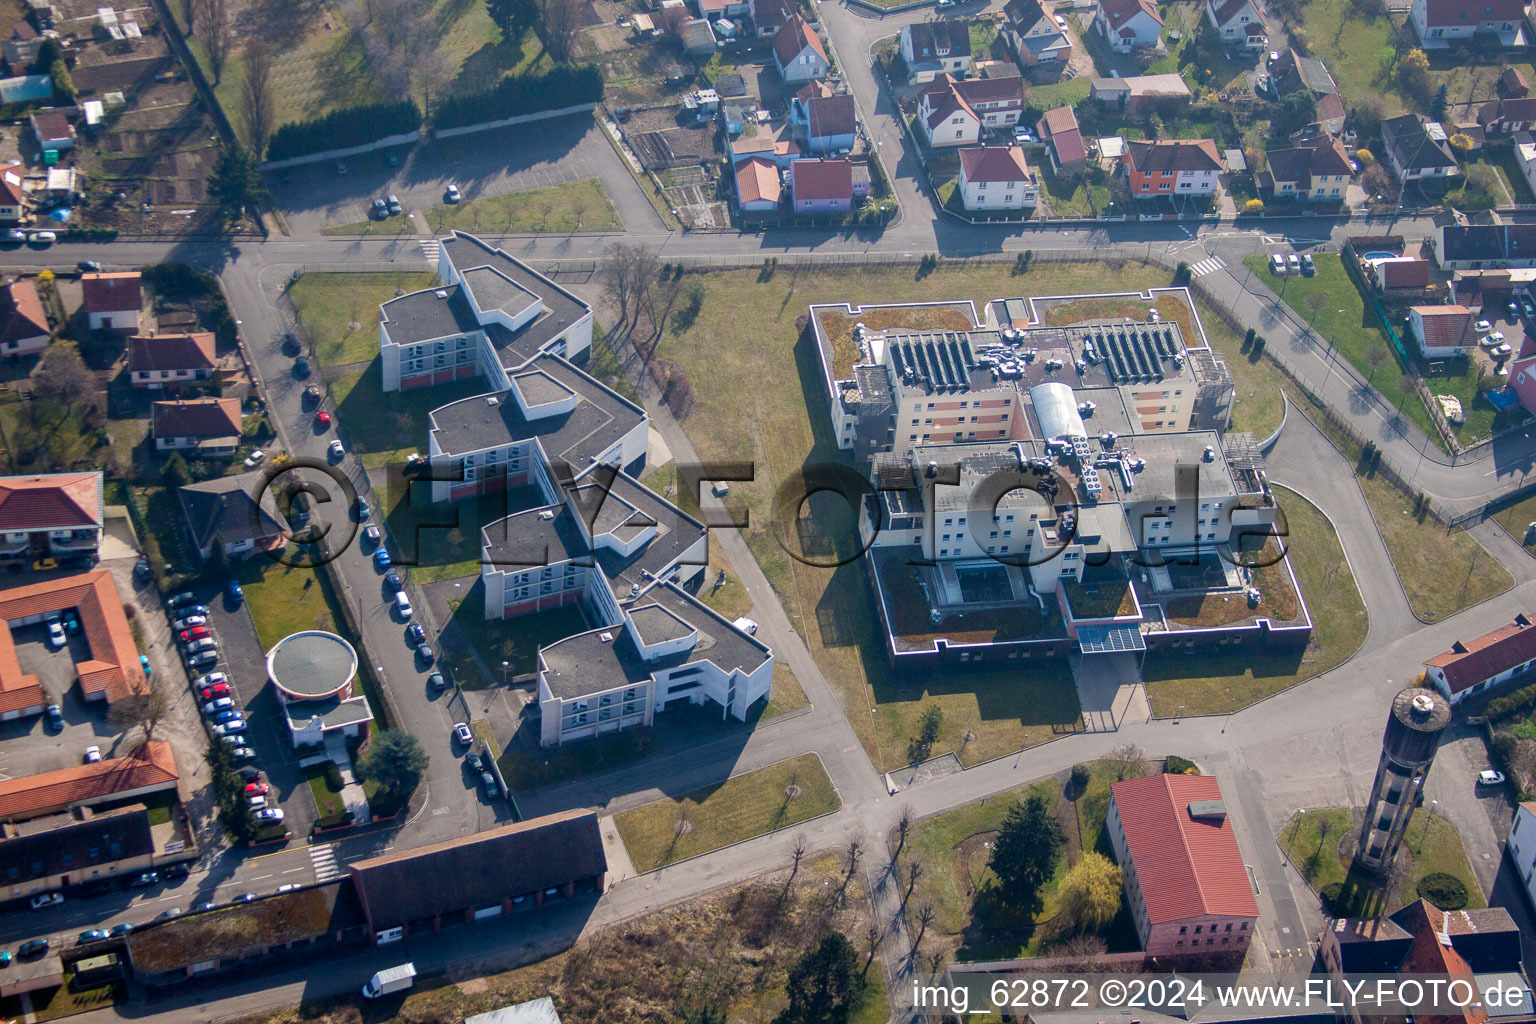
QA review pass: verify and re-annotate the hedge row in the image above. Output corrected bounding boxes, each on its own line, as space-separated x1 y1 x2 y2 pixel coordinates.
1487 679 1536 721
430 64 603 131
266 99 422 162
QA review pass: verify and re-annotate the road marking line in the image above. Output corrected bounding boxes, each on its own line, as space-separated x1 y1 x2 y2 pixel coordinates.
282 866 306 874
250 874 273 881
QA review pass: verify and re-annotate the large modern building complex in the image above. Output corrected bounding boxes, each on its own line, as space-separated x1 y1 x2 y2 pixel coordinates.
810 290 1310 666
379 234 775 747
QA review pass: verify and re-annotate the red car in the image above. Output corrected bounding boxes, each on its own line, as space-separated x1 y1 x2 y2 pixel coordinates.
198 682 230 699
316 410 331 427
180 626 210 643
244 782 269 796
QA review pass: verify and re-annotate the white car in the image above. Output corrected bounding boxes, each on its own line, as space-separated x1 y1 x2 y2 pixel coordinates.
444 184 462 203
1475 318 1493 332
1479 769 1506 786
172 616 207 631
30 892 63 909
1494 342 1513 357
243 449 266 469
327 439 345 460
1054 13 1068 28
732 616 759 636
1490 330 1506 342
195 671 228 689
203 697 234 715
46 622 66 648
248 795 267 809
212 720 246 736
83 746 101 763
29 230 55 244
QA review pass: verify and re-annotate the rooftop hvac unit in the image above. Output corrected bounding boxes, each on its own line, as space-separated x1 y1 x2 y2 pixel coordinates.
486 395 499 406
599 631 614 643
1203 446 1216 461
538 510 555 520
1082 469 1102 498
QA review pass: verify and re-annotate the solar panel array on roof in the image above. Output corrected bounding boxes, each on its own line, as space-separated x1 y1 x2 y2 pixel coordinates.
1082 323 1181 385
1077 622 1146 652
889 332 977 392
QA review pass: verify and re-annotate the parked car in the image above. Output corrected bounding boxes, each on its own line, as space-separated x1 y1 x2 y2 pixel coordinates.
1300 253 1315 276
109 923 134 937
1269 254 1286 275
466 749 484 772
406 622 426 645
454 722 473 745
77 260 103 272
316 410 331 428
181 625 211 643
130 871 160 887
212 710 245 726
154 908 182 921
1012 126 1034 143
226 580 244 604
276 883 303 893
732 617 758 636
384 570 403 591
243 449 267 469
203 697 234 715
184 638 218 656
375 548 392 568
83 746 101 763
195 671 228 690
133 558 151 583
44 703 63 731
1476 318 1493 332
77 929 108 945
4 228 24 241
480 772 499 798
200 684 230 701
248 795 268 809
237 766 263 782
428 671 446 694
231 746 257 762
213 720 246 735
1510 300 1521 318
356 498 370 520
46 621 65 648
387 194 402 216
253 808 284 823
395 592 413 619
245 781 269 796
417 642 434 663
29 892 62 909
1479 769 1506 786
180 604 209 617
162 862 189 880
219 732 248 746
1285 254 1301 274
444 184 462 203
17 938 48 958
328 439 345 460
364 524 381 545
1522 295 1536 319
172 615 207 631
188 652 219 671
167 591 198 610
29 230 55 244
371 198 388 219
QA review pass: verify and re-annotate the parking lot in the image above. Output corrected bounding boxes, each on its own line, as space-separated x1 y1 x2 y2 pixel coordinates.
270 114 664 239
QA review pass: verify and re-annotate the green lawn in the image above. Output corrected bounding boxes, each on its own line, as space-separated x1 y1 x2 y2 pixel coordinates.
1292 0 1402 111
440 598 588 688
1491 493 1536 555
1042 169 1094 217
1279 807 1484 913
330 359 489 469
318 215 420 238
614 753 840 872
422 179 623 235
374 480 545 584
236 562 342 650
306 769 346 819
16 977 122 1022
901 761 1138 960
655 261 1291 772
1143 485 1369 717
1297 402 1512 622
288 272 436 368
1027 77 1091 112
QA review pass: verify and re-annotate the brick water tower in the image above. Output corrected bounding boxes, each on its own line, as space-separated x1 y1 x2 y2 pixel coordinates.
1353 686 1451 873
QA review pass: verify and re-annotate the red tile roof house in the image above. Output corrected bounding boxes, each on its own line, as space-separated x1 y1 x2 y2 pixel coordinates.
1424 613 1536 706
0 279 50 358
917 76 982 148
1107 773 1259 957
1123 139 1223 197
128 332 217 389
0 741 176 822
1478 97 1536 136
0 163 27 223
1411 0 1528 48
773 15 829 85
749 0 795 37
0 472 102 567
790 158 866 213
1093 0 1163 52
81 271 141 333
1407 303 1478 358
1037 105 1088 174
734 155 783 214
151 398 243 457
0 569 147 722
957 145 1039 211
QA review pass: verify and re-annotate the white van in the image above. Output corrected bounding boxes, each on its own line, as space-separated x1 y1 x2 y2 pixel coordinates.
394 592 413 619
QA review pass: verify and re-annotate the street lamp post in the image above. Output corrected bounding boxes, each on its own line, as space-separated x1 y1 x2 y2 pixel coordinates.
501 660 509 686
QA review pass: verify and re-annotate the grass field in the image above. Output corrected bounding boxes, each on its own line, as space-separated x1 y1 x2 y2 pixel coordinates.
1491 492 1536 556
614 753 839 872
1239 254 1498 444
318 214 420 238
656 260 1277 772
1279 807 1483 912
288 272 435 368
1295 402 1512 622
900 761 1138 960
1291 0 1400 110
331 359 489 469
423 179 622 235
235 562 342 649
1143 485 1369 717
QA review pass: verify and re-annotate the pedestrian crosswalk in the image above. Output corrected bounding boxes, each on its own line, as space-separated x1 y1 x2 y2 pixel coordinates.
419 238 441 262
310 843 342 882
1189 255 1226 277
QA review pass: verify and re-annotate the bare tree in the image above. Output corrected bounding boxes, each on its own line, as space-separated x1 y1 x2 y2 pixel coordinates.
895 805 914 858
912 902 936 948
570 195 588 231
108 679 170 743
905 858 923 902
413 47 454 119
32 343 98 419
537 0 583 62
195 0 232 83
840 838 862 899
1105 744 1147 782
862 923 882 977
925 946 948 976
239 42 277 158
789 833 809 879
601 242 658 339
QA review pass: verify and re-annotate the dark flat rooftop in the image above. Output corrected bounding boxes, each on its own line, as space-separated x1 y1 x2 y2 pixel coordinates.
482 504 589 569
381 285 479 345
429 354 644 468
460 266 541 323
442 232 591 370
579 473 708 588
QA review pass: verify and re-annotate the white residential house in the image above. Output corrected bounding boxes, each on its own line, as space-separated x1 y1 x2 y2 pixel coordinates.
1094 0 1162 52
898 21 972 84
957 146 1039 211
1205 0 1267 48
916 79 981 147
1406 304 1478 358
1410 0 1528 48
1504 802 1536 909
773 16 830 85
1423 614 1536 706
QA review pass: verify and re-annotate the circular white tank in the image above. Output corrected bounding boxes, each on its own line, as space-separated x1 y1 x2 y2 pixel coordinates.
1030 381 1087 442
